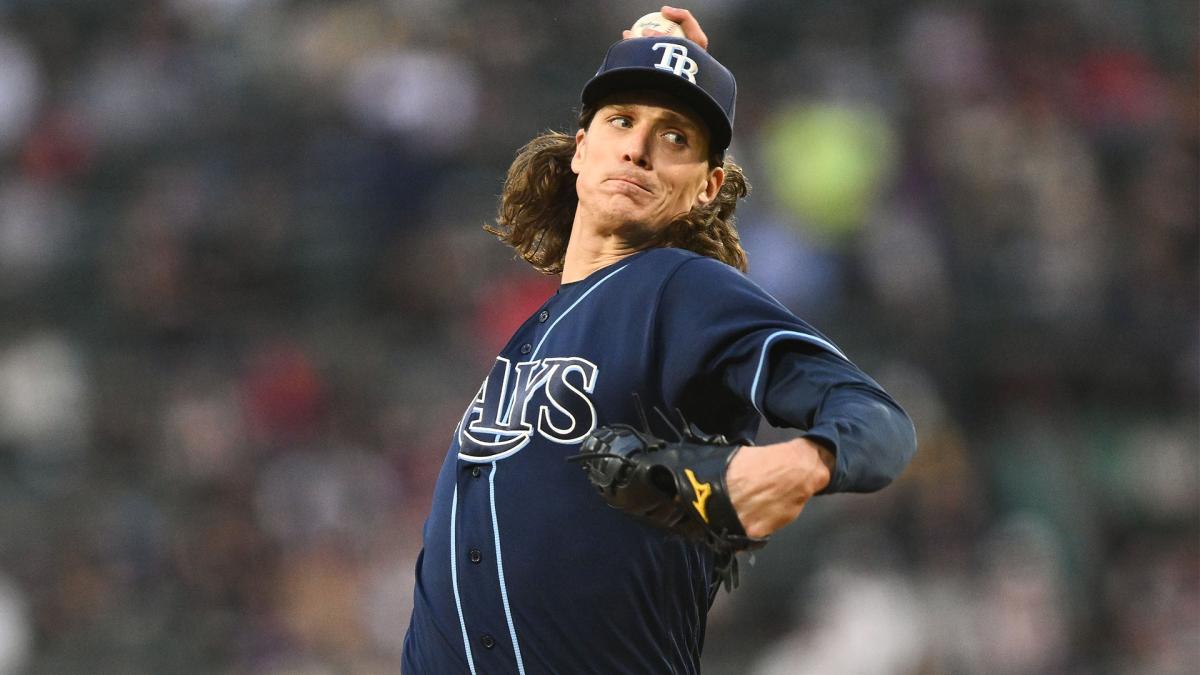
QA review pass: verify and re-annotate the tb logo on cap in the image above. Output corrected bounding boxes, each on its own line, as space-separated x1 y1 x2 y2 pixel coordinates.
652 43 698 83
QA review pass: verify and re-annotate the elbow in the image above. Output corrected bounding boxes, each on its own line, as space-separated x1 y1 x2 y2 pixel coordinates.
850 406 918 493
886 413 918 486
807 393 919 494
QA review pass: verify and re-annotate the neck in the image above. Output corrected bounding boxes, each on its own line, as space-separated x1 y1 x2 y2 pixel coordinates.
560 210 653 284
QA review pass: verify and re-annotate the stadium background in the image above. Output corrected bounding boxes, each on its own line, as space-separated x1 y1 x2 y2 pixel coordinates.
0 0 1195 673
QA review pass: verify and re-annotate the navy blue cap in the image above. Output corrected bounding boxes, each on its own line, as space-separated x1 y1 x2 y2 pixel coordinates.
581 37 736 154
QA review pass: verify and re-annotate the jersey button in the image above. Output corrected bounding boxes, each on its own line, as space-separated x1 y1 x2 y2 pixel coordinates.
480 634 496 649
520 343 532 355
470 466 481 478
538 310 549 323
469 548 482 564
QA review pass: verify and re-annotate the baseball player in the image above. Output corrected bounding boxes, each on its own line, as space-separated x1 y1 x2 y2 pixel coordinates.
402 8 916 674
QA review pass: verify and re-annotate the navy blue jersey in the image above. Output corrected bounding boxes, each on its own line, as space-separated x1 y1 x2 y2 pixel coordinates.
402 248 915 674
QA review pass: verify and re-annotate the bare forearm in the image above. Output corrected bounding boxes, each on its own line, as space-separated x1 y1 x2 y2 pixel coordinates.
726 437 836 538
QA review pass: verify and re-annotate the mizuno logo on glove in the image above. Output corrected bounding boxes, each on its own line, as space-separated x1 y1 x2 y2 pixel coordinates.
684 468 712 522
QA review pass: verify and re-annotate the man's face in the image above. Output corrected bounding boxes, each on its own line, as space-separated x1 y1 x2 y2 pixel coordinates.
571 90 725 236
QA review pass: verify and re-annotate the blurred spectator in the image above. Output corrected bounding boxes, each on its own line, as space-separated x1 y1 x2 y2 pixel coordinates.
0 31 41 152
0 572 31 675
0 332 90 466
0 180 82 294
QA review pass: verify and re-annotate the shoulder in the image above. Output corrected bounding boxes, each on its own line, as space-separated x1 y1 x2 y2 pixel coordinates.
631 248 750 288
633 249 792 325
629 246 703 272
597 248 703 291
649 248 771 300
637 247 727 267
607 248 778 316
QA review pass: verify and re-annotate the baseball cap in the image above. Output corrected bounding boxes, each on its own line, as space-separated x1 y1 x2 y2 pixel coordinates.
581 37 736 154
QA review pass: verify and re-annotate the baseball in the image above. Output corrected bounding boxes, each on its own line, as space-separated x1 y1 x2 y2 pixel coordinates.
629 12 684 38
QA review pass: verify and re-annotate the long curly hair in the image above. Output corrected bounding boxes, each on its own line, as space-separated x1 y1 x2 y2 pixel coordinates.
484 107 751 274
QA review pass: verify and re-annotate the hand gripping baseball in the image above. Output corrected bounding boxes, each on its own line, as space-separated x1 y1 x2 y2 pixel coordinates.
567 403 767 590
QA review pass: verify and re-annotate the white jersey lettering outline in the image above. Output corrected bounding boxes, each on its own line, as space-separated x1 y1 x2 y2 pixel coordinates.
459 356 600 461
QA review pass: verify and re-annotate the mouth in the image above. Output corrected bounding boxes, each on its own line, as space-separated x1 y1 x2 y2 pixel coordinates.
608 176 652 193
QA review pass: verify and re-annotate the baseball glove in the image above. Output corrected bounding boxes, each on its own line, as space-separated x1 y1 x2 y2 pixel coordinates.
566 403 767 590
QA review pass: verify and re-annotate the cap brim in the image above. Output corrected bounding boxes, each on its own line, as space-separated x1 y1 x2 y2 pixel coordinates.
581 69 732 155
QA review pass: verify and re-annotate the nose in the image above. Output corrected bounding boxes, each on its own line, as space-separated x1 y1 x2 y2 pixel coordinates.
622 127 652 168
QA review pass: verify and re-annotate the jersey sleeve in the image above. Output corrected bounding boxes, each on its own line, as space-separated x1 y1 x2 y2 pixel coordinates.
655 255 916 494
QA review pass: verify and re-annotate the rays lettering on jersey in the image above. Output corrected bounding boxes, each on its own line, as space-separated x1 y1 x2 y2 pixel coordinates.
458 356 599 460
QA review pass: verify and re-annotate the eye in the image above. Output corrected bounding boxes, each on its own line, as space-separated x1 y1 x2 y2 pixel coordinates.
663 130 688 146
608 115 633 129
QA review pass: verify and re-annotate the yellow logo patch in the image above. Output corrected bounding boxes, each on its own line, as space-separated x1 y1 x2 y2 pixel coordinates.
684 469 712 523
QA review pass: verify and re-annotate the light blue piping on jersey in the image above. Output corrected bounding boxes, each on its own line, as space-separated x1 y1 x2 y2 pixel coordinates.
459 264 630 464
749 330 848 415
450 485 478 674
530 264 629 360
489 462 526 674
453 263 629 668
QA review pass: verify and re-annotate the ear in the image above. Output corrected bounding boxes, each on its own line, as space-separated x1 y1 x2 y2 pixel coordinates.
570 128 587 175
696 165 725 205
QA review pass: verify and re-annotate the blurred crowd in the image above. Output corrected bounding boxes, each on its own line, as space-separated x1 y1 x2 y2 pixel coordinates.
0 0 1195 673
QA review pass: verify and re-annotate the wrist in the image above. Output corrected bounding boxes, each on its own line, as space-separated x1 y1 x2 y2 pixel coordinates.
790 436 834 495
